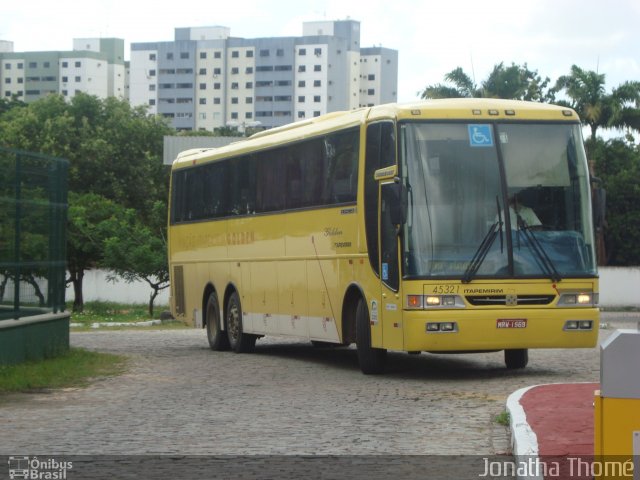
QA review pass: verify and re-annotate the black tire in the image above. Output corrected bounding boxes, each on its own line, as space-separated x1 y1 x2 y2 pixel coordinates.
504 348 528 369
205 292 229 351
355 298 386 374
226 291 256 353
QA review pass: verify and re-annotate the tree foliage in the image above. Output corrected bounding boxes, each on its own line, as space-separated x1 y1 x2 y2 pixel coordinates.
420 63 555 102
0 94 173 311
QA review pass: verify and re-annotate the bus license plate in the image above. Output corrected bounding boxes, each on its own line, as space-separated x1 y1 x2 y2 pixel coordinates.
496 319 527 329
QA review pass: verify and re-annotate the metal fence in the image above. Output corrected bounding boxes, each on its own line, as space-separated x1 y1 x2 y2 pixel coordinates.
0 148 68 320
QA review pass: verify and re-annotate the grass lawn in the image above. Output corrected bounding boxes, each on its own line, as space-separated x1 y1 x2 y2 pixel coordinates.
0 348 127 394
70 301 186 330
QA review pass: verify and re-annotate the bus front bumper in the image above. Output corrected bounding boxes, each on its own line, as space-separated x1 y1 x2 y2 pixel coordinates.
402 308 599 352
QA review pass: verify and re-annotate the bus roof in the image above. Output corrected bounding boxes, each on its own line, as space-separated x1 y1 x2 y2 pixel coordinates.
173 99 578 168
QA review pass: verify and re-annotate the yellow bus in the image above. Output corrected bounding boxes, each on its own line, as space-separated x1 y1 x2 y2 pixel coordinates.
168 99 599 374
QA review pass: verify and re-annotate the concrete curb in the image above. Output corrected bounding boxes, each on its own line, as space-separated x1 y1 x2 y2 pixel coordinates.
507 385 544 480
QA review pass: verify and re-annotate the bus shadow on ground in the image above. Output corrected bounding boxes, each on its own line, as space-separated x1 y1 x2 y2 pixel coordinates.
251 341 561 382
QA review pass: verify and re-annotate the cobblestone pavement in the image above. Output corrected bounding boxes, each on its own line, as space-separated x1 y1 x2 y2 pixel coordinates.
0 313 636 457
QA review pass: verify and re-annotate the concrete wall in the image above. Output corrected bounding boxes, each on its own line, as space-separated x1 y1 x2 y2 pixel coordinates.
71 267 640 308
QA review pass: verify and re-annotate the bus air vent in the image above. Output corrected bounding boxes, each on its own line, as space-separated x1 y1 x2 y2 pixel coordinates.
465 295 555 306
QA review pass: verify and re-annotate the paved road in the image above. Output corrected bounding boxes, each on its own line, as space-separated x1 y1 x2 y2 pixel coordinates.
0 313 636 458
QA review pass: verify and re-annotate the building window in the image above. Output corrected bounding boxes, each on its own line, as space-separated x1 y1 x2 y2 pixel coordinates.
256 66 273 72
314 48 322 56
314 96 321 102
231 67 239 74
275 96 291 102
246 97 253 104
298 65 306 72
75 76 81 82
199 68 207 75
199 98 206 105
298 80 305 87
245 82 253 89
214 97 221 104
28 62 37 68
214 52 221 59
231 97 238 104
176 83 193 88
368 74 375 81
62 76 68 83
313 111 321 117
167 53 173 60
231 51 239 58
231 82 239 89
4 63 10 70
180 52 189 59
43 62 51 68
149 84 156 91
199 83 207 90
298 111 305 118
298 96 305 103
276 49 284 56
149 69 156 76
213 68 221 75
368 89 375 95
246 50 254 58
199 52 207 59
149 99 156 106
214 83 221 90
314 65 321 72
231 112 238 119
314 80 321 87
245 67 254 74
245 112 253 119
260 49 269 57
75 61 82 67
299 48 306 55
17 63 23 69
275 65 292 71
4 78 10 84
149 53 157 61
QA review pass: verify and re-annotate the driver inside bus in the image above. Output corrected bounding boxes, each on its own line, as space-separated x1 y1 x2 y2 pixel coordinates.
506 195 541 229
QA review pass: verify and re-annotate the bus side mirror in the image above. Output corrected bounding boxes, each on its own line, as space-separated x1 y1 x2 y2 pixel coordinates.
383 179 407 227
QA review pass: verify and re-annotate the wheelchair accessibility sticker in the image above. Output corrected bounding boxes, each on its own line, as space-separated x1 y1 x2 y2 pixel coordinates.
468 124 493 147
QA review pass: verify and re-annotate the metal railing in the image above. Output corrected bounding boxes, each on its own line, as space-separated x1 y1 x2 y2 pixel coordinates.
0 148 68 320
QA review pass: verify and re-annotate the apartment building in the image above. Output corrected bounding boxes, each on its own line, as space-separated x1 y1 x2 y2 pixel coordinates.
0 38 126 102
129 20 398 131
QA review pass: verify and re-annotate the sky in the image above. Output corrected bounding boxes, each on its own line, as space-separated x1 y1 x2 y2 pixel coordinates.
2 0 640 103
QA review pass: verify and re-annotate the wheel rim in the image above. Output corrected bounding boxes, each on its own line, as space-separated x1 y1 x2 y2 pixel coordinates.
227 300 240 342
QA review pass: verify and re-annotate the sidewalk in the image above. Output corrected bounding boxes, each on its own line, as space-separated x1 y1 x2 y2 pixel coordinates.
507 383 598 480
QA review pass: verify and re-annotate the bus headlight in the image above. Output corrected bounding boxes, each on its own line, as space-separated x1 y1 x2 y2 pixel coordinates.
558 292 598 307
406 295 465 309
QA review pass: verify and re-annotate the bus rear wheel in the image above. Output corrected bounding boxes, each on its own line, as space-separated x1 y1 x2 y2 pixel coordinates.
226 291 256 353
206 292 229 351
504 349 528 369
355 298 386 374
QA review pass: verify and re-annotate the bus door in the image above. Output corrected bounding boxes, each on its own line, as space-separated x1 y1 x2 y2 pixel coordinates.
379 177 404 351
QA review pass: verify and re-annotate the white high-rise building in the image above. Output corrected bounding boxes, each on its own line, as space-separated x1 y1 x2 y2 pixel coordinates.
129 20 398 131
0 38 126 102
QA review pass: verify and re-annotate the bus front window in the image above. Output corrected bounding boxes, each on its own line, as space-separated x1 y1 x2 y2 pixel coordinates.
400 123 509 278
400 122 597 280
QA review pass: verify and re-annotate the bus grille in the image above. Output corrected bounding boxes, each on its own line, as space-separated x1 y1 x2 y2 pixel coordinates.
174 265 185 315
465 295 555 306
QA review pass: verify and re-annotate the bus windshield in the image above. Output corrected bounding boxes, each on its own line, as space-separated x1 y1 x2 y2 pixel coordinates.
400 121 597 280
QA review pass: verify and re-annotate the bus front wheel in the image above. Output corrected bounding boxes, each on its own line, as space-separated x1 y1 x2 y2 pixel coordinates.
226 291 256 353
206 292 229 351
504 349 528 369
355 298 386 374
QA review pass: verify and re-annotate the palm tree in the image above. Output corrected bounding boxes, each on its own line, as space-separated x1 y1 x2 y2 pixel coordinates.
419 67 479 99
554 65 640 142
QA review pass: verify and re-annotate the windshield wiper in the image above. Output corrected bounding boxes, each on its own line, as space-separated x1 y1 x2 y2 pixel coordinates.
516 214 562 283
462 197 504 283
462 221 502 283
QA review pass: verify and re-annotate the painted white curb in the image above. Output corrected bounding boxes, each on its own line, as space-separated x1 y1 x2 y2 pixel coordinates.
506 385 543 480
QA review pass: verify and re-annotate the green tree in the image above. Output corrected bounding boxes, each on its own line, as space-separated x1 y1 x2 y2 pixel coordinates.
0 94 173 310
420 63 555 102
590 138 640 265
554 65 640 142
102 202 169 317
